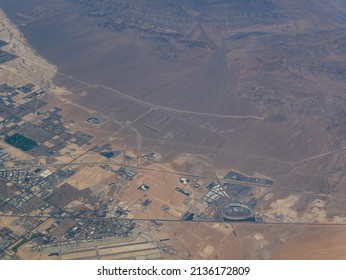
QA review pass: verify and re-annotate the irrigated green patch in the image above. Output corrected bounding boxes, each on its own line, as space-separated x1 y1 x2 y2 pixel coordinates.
5 133 38 151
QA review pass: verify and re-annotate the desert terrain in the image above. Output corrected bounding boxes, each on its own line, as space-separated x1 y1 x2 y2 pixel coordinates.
0 0 345 259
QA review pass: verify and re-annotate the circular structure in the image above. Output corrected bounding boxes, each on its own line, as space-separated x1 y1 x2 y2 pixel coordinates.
221 203 253 221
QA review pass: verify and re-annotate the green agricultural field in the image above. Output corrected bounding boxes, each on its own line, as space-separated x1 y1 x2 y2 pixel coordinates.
5 133 38 151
